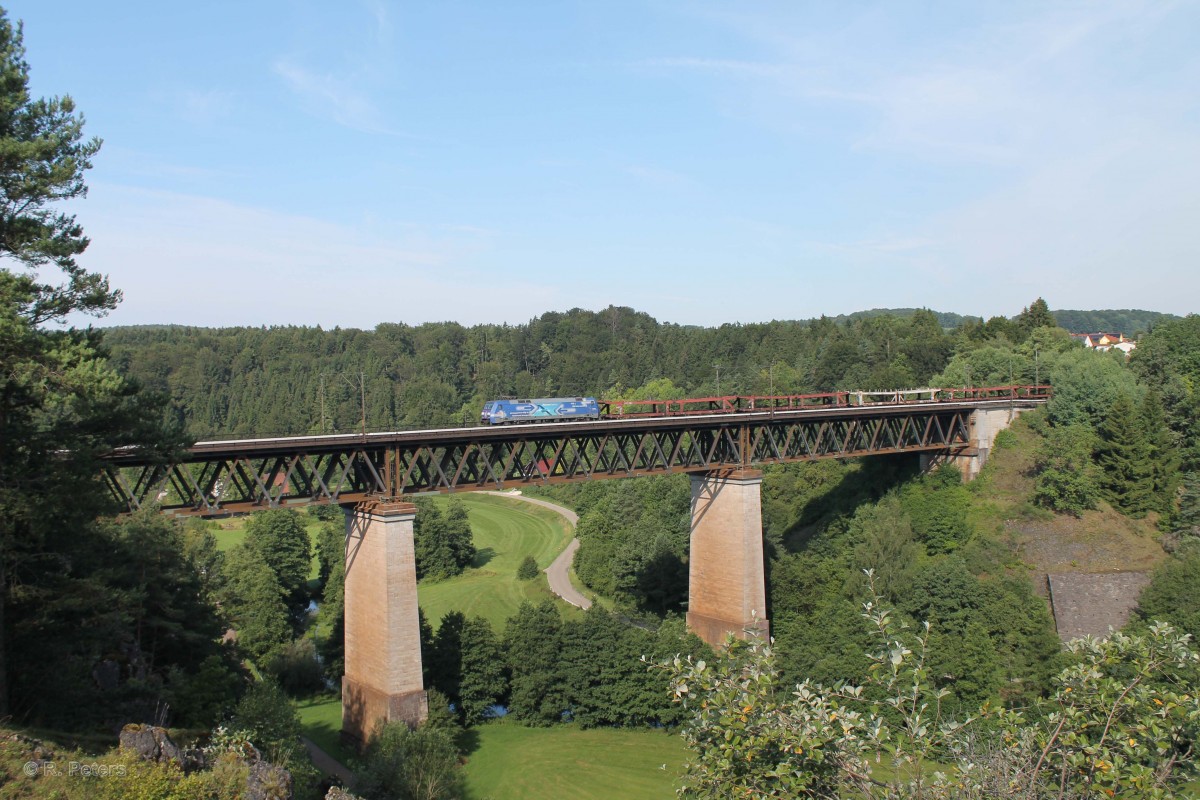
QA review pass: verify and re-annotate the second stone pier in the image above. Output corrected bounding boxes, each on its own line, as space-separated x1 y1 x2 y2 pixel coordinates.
686 469 769 647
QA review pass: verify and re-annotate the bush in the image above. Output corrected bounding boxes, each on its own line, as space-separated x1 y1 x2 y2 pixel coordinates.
992 427 1018 451
167 653 245 727
661 572 1200 799
266 638 326 697
1033 423 1100 516
230 680 301 759
357 721 464 800
516 555 540 580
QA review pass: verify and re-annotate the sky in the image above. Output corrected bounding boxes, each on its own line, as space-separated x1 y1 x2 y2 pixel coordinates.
8 0 1200 328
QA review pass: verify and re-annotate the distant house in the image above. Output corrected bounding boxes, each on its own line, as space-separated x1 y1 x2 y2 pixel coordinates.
1070 332 1136 354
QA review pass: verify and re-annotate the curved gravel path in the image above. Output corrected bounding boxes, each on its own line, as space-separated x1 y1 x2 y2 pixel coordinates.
482 491 592 610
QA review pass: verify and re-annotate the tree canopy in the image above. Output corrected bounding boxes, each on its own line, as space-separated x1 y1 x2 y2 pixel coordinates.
0 8 185 722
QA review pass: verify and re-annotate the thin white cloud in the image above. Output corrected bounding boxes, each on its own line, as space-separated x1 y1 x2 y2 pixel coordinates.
639 57 784 79
176 89 236 126
272 59 400 136
270 0 407 136
622 164 695 190
366 0 392 45
76 184 566 328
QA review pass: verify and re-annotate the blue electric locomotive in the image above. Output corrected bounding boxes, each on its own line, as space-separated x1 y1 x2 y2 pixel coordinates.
480 397 601 425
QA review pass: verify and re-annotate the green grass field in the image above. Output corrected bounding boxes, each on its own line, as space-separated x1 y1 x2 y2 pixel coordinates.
294 696 687 799
460 719 686 800
419 493 576 631
296 694 356 766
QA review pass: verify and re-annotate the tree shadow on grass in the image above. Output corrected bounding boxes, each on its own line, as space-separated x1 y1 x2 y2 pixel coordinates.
470 547 496 569
455 725 483 756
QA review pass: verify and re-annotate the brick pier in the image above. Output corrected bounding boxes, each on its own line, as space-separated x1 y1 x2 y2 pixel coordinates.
342 500 428 745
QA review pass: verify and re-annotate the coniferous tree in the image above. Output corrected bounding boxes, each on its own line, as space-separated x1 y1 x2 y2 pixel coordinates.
318 545 345 681
444 499 477 567
1095 392 1154 516
0 8 184 720
516 555 540 580
427 611 465 705
1141 387 1179 514
315 517 343 588
1136 549 1200 638
458 616 507 725
505 601 564 725
1168 473 1200 546
222 543 292 662
414 500 476 580
1015 297 1058 338
182 518 226 602
243 509 312 618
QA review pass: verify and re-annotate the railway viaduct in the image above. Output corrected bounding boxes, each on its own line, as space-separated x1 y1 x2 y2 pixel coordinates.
102 388 1047 744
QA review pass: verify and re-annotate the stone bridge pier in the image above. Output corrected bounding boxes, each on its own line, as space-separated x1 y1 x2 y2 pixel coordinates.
686 469 769 647
341 500 428 746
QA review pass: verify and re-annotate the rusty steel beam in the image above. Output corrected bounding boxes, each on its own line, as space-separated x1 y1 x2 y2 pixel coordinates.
96 399 1026 516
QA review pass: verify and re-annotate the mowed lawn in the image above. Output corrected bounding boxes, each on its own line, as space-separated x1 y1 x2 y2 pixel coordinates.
461 719 686 800
419 493 576 631
296 694 356 766
295 696 687 799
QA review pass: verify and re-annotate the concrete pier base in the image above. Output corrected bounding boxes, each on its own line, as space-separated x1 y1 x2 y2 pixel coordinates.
342 501 428 746
686 469 769 647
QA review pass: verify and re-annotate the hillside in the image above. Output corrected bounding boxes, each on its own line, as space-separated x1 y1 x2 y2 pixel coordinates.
957 413 1168 642
1051 308 1179 335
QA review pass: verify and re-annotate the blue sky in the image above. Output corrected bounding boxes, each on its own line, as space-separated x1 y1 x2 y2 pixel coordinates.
10 1 1200 327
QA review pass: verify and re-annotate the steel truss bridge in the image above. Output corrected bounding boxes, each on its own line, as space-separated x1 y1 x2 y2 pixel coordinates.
100 387 1048 517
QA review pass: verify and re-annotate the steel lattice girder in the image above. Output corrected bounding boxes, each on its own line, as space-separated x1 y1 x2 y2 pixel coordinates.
102 408 974 516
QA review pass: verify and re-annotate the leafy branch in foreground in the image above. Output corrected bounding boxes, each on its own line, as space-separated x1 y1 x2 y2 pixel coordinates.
659 570 1200 799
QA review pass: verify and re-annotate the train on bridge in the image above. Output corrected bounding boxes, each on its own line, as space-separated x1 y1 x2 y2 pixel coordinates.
480 385 1051 425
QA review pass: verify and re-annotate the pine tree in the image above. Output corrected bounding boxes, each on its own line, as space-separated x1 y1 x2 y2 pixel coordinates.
1170 473 1200 544
458 616 507 726
427 611 465 704
244 509 312 608
222 543 292 662
505 601 564 724
1015 297 1058 339
1142 388 1180 514
444 499 477 569
0 8 182 718
1096 392 1155 516
414 502 452 580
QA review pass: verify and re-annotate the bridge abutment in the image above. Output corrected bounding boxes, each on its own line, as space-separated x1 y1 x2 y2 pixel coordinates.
686 469 769 646
341 500 428 746
922 405 1029 480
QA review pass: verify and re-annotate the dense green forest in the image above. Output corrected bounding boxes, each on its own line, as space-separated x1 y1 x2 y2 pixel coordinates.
1052 308 1179 335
